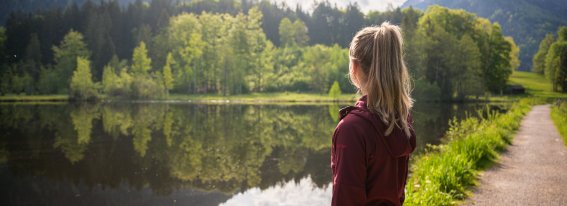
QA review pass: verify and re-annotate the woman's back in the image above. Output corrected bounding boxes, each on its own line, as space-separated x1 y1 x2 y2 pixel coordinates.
331 96 416 206
331 22 416 206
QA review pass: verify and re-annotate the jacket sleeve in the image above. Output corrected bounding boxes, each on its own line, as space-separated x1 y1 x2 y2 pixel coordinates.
331 122 367 206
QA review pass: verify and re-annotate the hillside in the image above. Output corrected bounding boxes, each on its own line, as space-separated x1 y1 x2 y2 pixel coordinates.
0 0 143 25
402 0 567 71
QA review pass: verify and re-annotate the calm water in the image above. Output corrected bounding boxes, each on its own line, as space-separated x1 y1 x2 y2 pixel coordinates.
0 101 501 206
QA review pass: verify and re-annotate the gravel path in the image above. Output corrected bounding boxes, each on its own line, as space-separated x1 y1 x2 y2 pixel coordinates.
464 105 567 206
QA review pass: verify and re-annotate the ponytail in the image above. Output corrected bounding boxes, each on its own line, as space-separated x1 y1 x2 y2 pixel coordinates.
349 22 413 137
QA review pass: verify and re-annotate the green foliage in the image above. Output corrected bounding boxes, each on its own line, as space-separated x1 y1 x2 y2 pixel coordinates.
279 18 309 47
559 27 567 41
163 52 174 93
0 2 519 100
131 41 152 76
551 101 567 146
11 71 34 95
416 6 514 99
412 79 441 101
131 75 165 99
532 34 555 74
543 26 567 92
24 33 41 73
405 99 534 205
328 80 341 100
101 55 133 97
483 24 513 93
101 64 116 94
37 66 60 94
0 27 5 62
165 12 204 93
302 44 349 93
403 0 567 71
70 57 98 100
506 37 521 71
53 30 90 93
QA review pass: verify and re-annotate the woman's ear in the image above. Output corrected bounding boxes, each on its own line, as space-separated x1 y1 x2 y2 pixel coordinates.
349 59 361 88
352 60 360 76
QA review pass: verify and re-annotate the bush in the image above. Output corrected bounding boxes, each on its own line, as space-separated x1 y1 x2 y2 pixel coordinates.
131 75 165 99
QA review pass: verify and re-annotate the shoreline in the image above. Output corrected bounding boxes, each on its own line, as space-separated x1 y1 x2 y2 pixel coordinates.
0 93 522 104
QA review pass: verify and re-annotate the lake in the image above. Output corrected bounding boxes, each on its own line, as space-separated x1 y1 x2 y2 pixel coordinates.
0 101 501 206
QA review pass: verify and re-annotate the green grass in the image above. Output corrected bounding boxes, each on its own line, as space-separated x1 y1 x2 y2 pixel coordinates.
508 71 567 99
167 92 359 103
404 98 536 205
0 92 359 103
551 101 567 146
0 94 68 102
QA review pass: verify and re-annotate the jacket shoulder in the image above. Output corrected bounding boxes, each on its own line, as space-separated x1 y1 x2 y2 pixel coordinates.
339 106 357 121
336 106 375 134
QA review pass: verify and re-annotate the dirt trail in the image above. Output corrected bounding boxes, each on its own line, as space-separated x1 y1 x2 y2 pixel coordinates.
464 105 567 206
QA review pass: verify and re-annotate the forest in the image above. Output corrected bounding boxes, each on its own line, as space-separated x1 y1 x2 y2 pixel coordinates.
0 0 520 101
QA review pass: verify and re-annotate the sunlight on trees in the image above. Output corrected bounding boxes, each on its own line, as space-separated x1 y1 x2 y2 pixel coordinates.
53 30 90 93
0 2 523 100
543 27 567 92
532 34 555 74
70 57 97 100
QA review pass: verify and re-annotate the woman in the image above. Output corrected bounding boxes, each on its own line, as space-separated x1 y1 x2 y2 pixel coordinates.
331 22 416 206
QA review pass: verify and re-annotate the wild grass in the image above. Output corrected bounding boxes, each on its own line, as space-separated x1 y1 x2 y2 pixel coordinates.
551 101 567 146
404 98 535 205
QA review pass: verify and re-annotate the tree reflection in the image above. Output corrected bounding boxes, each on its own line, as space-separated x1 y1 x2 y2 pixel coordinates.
0 101 492 196
53 104 99 163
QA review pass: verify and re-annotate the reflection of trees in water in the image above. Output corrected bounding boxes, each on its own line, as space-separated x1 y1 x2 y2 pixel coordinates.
54 104 99 163
0 103 336 195
0 102 496 195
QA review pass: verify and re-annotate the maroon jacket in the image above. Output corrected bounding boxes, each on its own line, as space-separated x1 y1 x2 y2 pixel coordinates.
331 96 416 206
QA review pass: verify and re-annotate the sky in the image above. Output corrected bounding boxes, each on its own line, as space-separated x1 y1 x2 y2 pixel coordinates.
270 0 409 13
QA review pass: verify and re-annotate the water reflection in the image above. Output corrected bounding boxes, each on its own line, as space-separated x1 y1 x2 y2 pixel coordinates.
0 101 497 205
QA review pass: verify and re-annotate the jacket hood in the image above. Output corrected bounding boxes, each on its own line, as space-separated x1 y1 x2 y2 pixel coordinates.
339 96 416 158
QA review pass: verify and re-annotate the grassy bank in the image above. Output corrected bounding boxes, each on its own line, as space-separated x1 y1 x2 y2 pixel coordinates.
508 71 567 99
0 95 68 102
551 101 567 146
0 92 359 103
167 92 358 103
404 98 535 205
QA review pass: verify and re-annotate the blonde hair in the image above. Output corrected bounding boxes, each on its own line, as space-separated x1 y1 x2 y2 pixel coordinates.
349 22 414 137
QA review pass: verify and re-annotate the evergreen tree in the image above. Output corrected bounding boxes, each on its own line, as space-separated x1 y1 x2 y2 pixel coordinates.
0 27 6 67
328 80 341 100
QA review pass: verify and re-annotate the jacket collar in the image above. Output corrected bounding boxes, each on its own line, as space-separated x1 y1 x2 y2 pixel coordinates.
355 95 367 108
